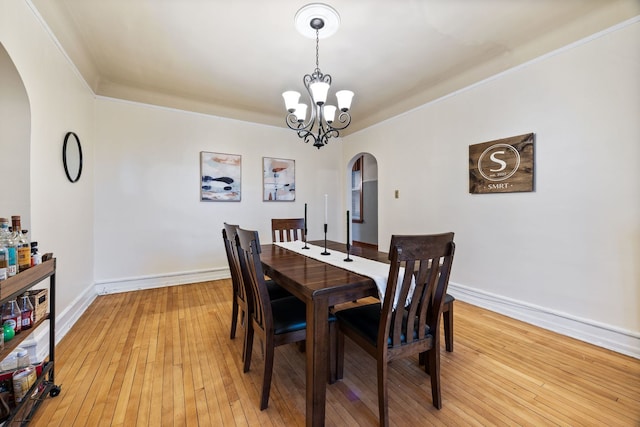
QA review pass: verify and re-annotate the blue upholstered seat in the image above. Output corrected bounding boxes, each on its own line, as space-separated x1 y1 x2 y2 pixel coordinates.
272 296 337 335
335 303 431 347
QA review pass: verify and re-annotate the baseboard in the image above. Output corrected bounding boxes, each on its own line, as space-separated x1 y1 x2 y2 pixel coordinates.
94 267 229 295
448 281 640 359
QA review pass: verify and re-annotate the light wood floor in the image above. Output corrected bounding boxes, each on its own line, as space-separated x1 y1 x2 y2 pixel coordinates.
30 280 639 426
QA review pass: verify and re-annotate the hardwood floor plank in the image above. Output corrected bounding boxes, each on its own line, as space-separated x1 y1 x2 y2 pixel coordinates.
184 293 211 426
148 288 167 426
27 280 639 426
160 288 175 424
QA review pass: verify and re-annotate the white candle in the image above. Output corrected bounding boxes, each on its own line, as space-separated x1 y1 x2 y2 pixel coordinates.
324 194 328 224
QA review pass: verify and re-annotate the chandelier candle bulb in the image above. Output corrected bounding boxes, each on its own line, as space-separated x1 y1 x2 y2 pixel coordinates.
282 91 301 112
294 104 308 121
310 82 330 104
336 90 354 111
324 105 336 123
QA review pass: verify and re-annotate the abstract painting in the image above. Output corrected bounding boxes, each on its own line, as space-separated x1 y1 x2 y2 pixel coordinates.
200 152 241 201
263 157 295 201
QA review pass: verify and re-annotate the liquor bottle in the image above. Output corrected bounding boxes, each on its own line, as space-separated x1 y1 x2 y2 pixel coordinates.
0 219 17 277
12 216 30 272
19 295 34 330
0 238 8 280
2 299 22 335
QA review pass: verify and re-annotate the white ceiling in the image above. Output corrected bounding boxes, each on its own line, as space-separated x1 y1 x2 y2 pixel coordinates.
31 0 639 134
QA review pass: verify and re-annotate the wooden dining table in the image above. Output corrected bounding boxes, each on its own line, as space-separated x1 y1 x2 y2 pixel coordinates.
259 240 384 427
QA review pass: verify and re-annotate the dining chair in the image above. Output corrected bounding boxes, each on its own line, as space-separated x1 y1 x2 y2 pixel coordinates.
222 224 290 355
235 227 338 410
335 233 455 426
271 218 305 242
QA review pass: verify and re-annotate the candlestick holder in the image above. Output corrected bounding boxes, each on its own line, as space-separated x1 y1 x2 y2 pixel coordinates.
302 226 309 250
344 242 353 262
321 224 330 255
303 203 309 249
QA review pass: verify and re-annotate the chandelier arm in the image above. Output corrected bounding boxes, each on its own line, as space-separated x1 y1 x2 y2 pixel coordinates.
288 121 320 147
286 112 310 131
299 129 321 148
327 111 351 131
322 128 339 144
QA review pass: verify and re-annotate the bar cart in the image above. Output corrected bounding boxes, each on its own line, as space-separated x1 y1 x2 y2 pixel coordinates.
0 257 61 425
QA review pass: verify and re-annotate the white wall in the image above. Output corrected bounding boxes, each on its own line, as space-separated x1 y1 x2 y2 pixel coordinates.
93 98 344 291
343 20 640 356
0 0 96 337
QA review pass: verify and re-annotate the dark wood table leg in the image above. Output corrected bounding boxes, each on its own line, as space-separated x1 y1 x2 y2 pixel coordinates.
306 296 329 427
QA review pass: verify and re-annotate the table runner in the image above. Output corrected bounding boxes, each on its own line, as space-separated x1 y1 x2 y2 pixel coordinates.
273 241 414 308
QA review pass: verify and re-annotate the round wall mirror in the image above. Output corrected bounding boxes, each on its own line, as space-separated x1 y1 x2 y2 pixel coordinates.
63 131 83 183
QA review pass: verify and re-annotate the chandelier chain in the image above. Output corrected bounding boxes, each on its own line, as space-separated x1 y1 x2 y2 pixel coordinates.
315 29 320 71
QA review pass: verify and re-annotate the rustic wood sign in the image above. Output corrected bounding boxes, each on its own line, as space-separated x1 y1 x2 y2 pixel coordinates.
469 133 534 194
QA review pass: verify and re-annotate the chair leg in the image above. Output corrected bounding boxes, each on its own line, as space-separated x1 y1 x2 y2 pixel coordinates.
243 321 254 373
230 298 239 339
239 310 247 363
260 338 275 410
336 329 345 380
328 323 337 384
427 347 442 409
377 357 390 427
443 302 454 352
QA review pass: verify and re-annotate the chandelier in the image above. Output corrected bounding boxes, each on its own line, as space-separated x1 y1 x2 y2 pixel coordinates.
282 3 354 149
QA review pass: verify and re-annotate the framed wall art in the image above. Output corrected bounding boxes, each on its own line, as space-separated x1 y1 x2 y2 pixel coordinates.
263 157 295 201
200 151 241 201
469 133 535 194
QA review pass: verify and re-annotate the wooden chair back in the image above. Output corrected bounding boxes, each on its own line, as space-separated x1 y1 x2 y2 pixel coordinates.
382 233 455 353
271 218 305 242
236 228 273 337
222 223 247 307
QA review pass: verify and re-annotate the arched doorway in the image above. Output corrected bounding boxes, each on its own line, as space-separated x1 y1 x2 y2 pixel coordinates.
0 42 31 224
347 153 378 249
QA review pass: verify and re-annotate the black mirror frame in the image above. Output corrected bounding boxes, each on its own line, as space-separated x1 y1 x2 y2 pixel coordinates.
63 131 83 183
